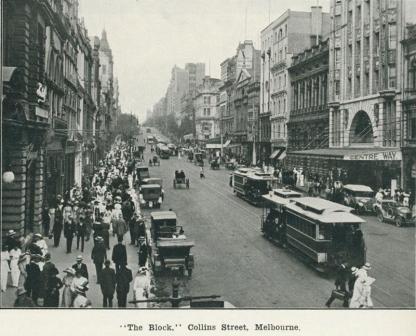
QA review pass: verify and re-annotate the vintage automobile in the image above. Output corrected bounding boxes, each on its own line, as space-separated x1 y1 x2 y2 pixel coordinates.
146 211 195 276
342 184 375 214
194 152 204 166
187 151 194 162
141 177 164 199
136 165 150 185
210 158 220 170
261 195 367 272
374 199 414 227
159 145 171 159
139 184 163 209
232 168 278 206
167 144 177 156
173 172 190 189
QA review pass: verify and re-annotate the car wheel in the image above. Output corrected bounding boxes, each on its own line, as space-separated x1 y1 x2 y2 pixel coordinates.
395 217 403 227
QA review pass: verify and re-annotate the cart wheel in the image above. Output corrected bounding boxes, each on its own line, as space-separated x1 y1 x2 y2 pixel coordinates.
187 268 192 277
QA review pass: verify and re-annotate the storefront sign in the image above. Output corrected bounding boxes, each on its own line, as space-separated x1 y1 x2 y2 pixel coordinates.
35 106 49 119
344 150 402 161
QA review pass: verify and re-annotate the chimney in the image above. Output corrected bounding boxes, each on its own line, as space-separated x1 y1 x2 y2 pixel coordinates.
311 6 323 46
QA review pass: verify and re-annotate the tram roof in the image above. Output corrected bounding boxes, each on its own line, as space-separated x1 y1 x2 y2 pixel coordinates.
285 197 365 224
151 211 177 220
262 188 302 204
343 184 374 192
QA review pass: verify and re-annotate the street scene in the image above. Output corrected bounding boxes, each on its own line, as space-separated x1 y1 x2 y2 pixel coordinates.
1 0 416 309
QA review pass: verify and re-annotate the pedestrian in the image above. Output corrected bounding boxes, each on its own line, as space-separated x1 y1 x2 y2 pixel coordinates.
17 253 29 289
5 230 20 251
349 275 375 308
64 215 76 254
42 205 51 237
61 268 76 307
200 167 205 179
76 207 87 253
1 245 10 292
63 200 73 223
73 282 92 308
91 236 107 284
116 264 133 308
53 199 64 247
137 238 148 267
71 269 88 296
34 233 48 257
132 267 150 308
41 253 55 298
9 244 22 288
348 267 359 294
101 213 111 250
25 254 43 305
44 267 63 307
71 255 89 280
84 204 94 242
325 263 349 308
112 209 129 241
112 236 127 273
14 287 36 308
100 260 116 308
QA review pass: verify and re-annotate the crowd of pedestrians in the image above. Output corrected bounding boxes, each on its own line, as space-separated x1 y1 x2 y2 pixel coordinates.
1 141 151 308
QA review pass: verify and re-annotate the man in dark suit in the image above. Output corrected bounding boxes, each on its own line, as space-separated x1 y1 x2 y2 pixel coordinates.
115 264 133 307
53 200 64 247
41 253 56 297
112 236 127 273
91 237 107 284
64 215 76 253
72 255 89 280
100 260 116 307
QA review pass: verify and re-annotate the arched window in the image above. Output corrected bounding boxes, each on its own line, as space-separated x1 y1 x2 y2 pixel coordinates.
278 29 283 40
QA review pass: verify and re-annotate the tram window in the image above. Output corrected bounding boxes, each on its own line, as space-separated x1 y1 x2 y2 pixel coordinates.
318 224 331 240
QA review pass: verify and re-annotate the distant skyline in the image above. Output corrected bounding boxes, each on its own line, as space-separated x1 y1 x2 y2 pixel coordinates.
79 0 330 122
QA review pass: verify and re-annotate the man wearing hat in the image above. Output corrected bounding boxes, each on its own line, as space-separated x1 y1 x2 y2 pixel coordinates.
91 237 107 284
64 214 76 253
41 253 56 296
115 264 133 307
14 288 35 308
72 255 89 280
357 262 372 279
52 197 64 247
6 230 20 251
112 236 127 274
25 254 44 306
100 259 116 307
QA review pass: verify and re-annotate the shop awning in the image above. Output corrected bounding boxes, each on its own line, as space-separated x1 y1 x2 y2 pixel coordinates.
270 148 285 160
205 140 232 149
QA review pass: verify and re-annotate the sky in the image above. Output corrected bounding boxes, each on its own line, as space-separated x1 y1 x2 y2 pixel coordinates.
78 0 329 122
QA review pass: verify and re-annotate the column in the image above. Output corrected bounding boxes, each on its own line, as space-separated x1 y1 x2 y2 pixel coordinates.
33 148 45 233
396 99 402 147
329 107 334 147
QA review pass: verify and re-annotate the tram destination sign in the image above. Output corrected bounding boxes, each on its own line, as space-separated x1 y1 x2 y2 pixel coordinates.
344 149 402 161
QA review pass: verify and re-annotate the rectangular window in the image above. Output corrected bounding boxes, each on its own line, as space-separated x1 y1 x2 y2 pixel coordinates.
389 24 397 49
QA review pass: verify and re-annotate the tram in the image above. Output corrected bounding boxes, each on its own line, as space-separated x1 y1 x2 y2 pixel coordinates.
232 168 277 206
261 194 366 272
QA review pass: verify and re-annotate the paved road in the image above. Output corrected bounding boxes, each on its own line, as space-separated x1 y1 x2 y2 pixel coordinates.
142 145 415 308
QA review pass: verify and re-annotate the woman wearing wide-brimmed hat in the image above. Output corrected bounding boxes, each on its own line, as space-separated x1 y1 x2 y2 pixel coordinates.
73 281 91 308
61 268 76 307
44 267 63 307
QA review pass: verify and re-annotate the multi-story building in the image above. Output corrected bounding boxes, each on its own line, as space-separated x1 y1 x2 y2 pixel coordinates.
185 63 205 97
166 66 189 121
194 76 223 141
401 7 416 196
219 56 237 138
232 43 261 163
286 39 330 173
261 6 330 164
3 0 56 234
325 0 407 189
90 36 101 164
153 97 167 118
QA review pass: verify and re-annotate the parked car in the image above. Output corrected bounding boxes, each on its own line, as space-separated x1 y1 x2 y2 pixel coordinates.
374 199 414 227
342 184 375 214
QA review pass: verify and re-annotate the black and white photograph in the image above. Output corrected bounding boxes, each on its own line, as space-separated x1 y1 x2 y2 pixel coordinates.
1 0 416 315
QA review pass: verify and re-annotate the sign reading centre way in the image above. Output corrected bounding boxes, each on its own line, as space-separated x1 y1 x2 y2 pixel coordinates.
344 149 402 161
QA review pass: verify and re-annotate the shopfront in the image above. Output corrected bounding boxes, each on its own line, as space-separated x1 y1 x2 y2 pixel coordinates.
286 148 402 190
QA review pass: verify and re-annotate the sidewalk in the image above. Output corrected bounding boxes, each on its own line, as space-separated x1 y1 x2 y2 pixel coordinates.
1 183 151 308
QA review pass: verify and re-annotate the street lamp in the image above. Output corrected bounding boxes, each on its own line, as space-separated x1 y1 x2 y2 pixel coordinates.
3 170 15 184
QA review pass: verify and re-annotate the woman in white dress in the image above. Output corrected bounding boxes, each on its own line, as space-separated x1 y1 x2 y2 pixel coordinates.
9 245 22 287
133 267 150 308
61 268 76 307
1 245 10 292
17 253 29 288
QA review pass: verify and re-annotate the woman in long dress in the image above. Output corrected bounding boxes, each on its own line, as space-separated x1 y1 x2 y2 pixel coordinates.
133 267 151 308
9 245 22 287
17 253 29 289
61 268 76 307
1 246 10 292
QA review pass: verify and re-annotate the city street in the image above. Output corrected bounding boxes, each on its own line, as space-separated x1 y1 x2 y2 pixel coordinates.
140 144 415 308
